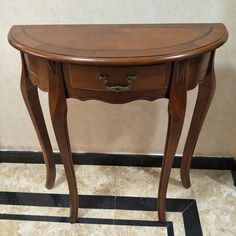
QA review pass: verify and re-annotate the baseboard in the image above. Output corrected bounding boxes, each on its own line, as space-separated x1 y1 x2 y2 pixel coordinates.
0 150 235 170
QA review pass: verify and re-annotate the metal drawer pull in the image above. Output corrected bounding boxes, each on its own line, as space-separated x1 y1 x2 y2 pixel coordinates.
97 71 137 92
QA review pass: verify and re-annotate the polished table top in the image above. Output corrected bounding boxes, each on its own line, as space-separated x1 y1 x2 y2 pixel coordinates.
8 24 227 65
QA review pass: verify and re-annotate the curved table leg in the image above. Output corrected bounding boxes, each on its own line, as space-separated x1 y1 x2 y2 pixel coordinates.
158 61 187 223
20 53 55 189
48 62 78 224
180 52 216 188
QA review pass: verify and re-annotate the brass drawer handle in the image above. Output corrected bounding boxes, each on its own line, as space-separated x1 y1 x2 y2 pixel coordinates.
97 71 137 92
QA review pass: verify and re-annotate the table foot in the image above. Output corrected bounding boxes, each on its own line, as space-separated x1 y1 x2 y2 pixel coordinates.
46 167 56 189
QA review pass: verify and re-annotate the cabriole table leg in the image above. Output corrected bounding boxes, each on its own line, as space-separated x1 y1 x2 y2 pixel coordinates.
20 53 56 189
180 52 216 188
158 61 187 223
48 62 78 224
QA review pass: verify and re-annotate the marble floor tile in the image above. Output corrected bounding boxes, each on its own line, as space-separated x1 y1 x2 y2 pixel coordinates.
114 211 184 236
76 165 119 196
0 221 116 236
0 164 118 196
0 205 114 219
116 166 160 197
113 225 167 236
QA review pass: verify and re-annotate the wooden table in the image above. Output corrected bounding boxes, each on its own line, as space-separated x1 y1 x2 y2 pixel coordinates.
8 24 228 224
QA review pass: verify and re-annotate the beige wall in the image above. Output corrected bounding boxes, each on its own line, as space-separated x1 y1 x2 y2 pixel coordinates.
0 0 235 156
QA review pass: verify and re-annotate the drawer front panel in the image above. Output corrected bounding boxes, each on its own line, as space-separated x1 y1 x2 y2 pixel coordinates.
63 64 171 92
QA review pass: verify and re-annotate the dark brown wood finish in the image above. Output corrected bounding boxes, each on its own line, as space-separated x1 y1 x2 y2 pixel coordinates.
8 24 228 224
180 52 216 188
48 61 78 223
9 24 227 65
20 52 55 189
158 61 187 222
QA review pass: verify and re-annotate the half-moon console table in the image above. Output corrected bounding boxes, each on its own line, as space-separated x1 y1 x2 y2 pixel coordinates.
8 24 228 224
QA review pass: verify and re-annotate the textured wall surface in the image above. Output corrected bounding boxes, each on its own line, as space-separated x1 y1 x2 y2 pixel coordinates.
0 0 235 156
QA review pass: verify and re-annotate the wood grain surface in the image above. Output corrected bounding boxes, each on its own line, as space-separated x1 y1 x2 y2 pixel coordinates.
8 24 228 65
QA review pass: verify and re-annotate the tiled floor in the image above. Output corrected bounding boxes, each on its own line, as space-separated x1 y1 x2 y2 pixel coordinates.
0 162 235 235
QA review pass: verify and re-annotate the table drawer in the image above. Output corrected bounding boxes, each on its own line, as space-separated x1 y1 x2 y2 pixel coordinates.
63 64 171 92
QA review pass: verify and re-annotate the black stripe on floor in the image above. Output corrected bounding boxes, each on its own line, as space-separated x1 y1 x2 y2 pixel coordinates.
0 191 192 211
0 191 202 236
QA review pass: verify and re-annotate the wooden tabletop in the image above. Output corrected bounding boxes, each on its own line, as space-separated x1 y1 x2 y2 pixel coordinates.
8 24 228 65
